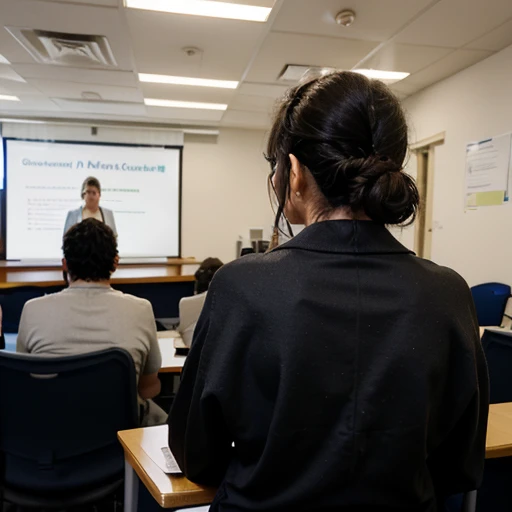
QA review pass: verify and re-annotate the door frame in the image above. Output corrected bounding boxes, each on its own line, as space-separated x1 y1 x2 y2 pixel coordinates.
410 132 445 259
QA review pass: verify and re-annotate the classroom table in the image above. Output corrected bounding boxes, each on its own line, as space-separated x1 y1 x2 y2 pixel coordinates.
0 259 198 289
118 427 216 511
119 402 512 510
486 402 512 459
1 333 188 373
157 335 187 374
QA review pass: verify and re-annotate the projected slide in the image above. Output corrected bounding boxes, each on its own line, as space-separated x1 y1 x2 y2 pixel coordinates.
6 139 181 259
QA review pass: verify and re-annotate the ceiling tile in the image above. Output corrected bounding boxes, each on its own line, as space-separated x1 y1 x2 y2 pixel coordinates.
466 17 512 51
125 8 265 79
361 43 453 75
140 83 236 104
404 48 493 90
273 0 433 41
247 32 378 83
389 80 424 96
0 65 26 83
393 90 409 100
0 96 61 112
145 106 225 122
29 79 144 102
30 0 118 5
51 98 146 116
238 83 289 98
13 65 137 87
0 80 44 95
0 0 134 70
229 94 276 112
395 0 512 48
221 109 271 129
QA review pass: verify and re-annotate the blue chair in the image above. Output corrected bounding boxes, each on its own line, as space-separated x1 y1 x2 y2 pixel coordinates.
470 283 511 326
0 348 139 508
481 330 512 404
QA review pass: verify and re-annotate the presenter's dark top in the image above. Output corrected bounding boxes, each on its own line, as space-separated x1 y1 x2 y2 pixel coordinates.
169 220 488 512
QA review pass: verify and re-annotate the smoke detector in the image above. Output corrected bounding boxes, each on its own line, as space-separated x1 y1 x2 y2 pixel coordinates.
5 28 117 68
335 9 356 27
182 46 203 57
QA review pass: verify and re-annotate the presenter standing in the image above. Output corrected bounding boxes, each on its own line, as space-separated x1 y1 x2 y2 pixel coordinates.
63 177 117 237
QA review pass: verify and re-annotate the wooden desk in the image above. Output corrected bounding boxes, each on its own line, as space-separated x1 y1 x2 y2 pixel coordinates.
0 265 195 289
119 402 512 511
486 402 512 459
118 428 216 511
0 258 197 270
2 334 187 374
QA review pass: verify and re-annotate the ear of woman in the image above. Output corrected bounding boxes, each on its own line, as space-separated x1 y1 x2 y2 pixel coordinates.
284 154 308 225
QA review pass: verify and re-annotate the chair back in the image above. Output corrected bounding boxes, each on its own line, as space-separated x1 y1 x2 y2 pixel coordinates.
0 348 139 493
481 330 512 403
502 297 512 329
470 283 511 326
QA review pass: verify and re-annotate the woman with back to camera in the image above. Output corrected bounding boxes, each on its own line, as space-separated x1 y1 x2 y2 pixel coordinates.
63 176 117 237
168 72 489 512
178 257 224 347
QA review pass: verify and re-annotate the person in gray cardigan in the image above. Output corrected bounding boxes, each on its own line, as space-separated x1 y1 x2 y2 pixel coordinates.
63 176 117 237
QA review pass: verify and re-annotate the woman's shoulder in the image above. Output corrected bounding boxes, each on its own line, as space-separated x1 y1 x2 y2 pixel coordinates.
209 252 290 294
67 206 81 216
412 256 469 288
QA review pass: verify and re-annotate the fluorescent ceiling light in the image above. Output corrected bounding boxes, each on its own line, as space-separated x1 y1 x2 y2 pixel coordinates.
183 128 220 135
139 73 238 89
125 0 272 22
0 94 20 102
0 54 10 65
353 69 410 83
144 98 228 110
0 118 45 124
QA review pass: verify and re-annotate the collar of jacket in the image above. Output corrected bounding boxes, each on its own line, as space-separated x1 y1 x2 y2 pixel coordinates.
273 220 415 256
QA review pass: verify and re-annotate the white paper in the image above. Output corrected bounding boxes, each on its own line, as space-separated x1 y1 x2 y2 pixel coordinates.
502 299 512 330
140 425 181 474
484 327 512 337
158 338 186 370
465 134 511 194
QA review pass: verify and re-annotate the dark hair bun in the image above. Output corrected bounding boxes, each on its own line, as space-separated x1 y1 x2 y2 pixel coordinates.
267 71 420 227
348 155 419 225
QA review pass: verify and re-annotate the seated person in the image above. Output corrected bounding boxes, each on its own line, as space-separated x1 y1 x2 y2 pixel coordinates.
17 218 166 426
179 257 223 347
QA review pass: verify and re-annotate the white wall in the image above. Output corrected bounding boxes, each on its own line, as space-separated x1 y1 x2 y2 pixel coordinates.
182 128 273 263
403 44 512 287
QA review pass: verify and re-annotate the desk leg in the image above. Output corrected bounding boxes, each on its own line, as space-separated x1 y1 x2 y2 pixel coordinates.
462 490 477 512
124 458 139 512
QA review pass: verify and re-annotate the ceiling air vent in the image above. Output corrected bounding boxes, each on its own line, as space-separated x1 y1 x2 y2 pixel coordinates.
5 28 117 68
278 65 335 83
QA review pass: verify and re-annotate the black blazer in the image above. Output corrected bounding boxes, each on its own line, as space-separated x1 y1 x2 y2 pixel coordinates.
169 220 489 512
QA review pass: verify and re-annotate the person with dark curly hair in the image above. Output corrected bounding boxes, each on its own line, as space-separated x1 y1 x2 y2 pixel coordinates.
17 218 166 426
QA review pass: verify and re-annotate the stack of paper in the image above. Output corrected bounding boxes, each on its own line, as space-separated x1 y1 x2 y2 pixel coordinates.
140 425 181 474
